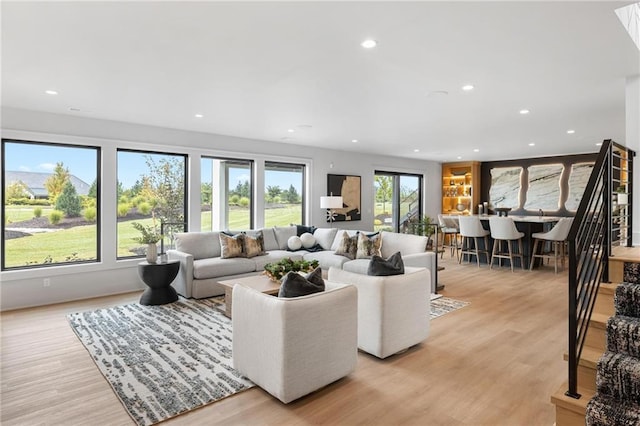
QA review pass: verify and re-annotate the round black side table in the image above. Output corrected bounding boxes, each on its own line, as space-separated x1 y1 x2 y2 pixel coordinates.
137 260 180 305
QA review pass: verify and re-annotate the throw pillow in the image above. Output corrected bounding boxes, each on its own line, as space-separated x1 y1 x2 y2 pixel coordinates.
274 226 297 250
313 228 338 250
287 236 303 251
219 233 245 259
300 232 316 249
292 224 317 237
243 230 266 258
334 231 358 260
278 267 325 298
367 251 405 276
356 232 382 259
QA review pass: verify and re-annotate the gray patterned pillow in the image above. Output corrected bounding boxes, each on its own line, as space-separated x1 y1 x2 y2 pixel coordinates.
356 232 382 259
334 231 358 260
367 251 404 276
278 267 325 298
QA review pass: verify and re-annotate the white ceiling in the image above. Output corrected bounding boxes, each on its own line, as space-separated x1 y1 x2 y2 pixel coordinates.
2 1 639 162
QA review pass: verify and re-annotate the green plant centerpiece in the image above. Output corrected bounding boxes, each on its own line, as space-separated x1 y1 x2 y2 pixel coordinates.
132 222 162 244
263 258 320 282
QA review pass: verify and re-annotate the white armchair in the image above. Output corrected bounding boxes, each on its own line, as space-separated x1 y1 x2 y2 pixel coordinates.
327 267 430 359
232 281 358 403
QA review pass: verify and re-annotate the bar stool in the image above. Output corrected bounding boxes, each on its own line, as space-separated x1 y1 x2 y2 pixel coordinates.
489 217 525 272
458 216 491 267
438 214 460 259
530 217 573 273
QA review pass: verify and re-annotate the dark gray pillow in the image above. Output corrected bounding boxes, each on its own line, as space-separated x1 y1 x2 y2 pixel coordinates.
367 252 405 276
292 224 317 237
278 267 325 298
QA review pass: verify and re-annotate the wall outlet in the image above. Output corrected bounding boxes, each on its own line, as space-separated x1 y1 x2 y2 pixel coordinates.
43 278 51 287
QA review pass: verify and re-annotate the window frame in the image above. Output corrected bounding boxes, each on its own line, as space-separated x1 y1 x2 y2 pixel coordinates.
1 138 102 271
264 161 306 226
116 148 188 260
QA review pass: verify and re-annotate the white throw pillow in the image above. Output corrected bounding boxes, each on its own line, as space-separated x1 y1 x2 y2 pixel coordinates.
300 232 316 249
287 236 303 251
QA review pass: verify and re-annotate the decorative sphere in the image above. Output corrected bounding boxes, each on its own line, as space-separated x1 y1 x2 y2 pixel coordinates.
300 232 316 249
287 236 302 251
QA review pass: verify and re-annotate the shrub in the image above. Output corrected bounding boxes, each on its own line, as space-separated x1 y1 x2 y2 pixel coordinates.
238 197 250 207
119 195 129 204
55 181 82 217
137 202 151 215
117 203 130 217
131 195 145 207
34 207 43 218
49 210 63 225
229 194 240 205
84 207 97 222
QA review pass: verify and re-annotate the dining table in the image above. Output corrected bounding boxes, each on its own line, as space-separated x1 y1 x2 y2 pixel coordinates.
443 214 564 269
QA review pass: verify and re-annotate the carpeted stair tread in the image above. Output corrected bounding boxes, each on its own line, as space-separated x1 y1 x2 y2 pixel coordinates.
597 351 640 404
586 394 640 426
607 315 640 358
615 282 640 318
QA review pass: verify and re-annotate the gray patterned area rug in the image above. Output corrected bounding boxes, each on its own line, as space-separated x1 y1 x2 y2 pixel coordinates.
430 297 470 319
67 298 254 426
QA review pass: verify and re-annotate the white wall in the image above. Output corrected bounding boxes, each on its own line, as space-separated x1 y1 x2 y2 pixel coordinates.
0 107 441 310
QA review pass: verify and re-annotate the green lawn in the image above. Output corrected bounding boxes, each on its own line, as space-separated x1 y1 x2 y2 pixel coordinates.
4 205 303 267
5 206 54 224
201 205 302 230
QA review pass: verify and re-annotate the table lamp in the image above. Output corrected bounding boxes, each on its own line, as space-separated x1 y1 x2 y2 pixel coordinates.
320 195 343 227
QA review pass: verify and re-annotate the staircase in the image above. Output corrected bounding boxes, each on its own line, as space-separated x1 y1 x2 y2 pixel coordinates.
552 248 640 425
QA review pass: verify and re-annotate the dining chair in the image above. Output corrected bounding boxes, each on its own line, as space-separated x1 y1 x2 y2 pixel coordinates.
488 217 525 272
530 217 574 273
458 216 491 267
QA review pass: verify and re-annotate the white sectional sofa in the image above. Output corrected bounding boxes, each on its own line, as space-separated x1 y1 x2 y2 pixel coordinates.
167 226 436 299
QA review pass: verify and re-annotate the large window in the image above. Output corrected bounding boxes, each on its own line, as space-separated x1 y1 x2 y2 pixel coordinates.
117 150 187 259
264 162 305 227
201 157 253 231
374 172 422 233
2 139 100 269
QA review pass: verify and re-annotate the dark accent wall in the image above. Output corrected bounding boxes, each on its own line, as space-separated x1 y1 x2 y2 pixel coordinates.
481 153 598 216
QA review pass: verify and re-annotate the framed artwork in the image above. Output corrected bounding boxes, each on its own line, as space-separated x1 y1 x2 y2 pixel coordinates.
327 174 361 222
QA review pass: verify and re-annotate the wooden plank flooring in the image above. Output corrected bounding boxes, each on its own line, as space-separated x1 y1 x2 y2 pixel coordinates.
1 256 569 425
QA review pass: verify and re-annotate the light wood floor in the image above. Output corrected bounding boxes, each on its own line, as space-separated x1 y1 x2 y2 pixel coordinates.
1 255 569 425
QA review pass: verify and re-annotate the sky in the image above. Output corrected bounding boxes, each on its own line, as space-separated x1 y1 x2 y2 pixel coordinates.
4 142 302 192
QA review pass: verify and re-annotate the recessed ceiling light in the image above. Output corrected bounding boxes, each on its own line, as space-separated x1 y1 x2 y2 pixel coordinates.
596 142 603 146
457 156 462 160
519 109 530 115
194 114 204 118
361 39 377 49
287 128 295 133
567 129 575 134
528 143 536 146
352 139 358 143
45 90 58 95
414 149 420 153
461 85 474 91
69 107 81 112
473 149 480 152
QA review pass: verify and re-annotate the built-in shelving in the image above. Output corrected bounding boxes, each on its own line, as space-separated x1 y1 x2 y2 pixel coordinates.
441 161 481 215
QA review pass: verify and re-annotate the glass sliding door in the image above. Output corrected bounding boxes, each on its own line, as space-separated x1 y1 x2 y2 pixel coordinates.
374 171 422 233
264 162 305 227
201 157 253 231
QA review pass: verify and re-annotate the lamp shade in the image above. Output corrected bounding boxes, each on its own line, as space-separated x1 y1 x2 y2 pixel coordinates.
320 196 343 209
